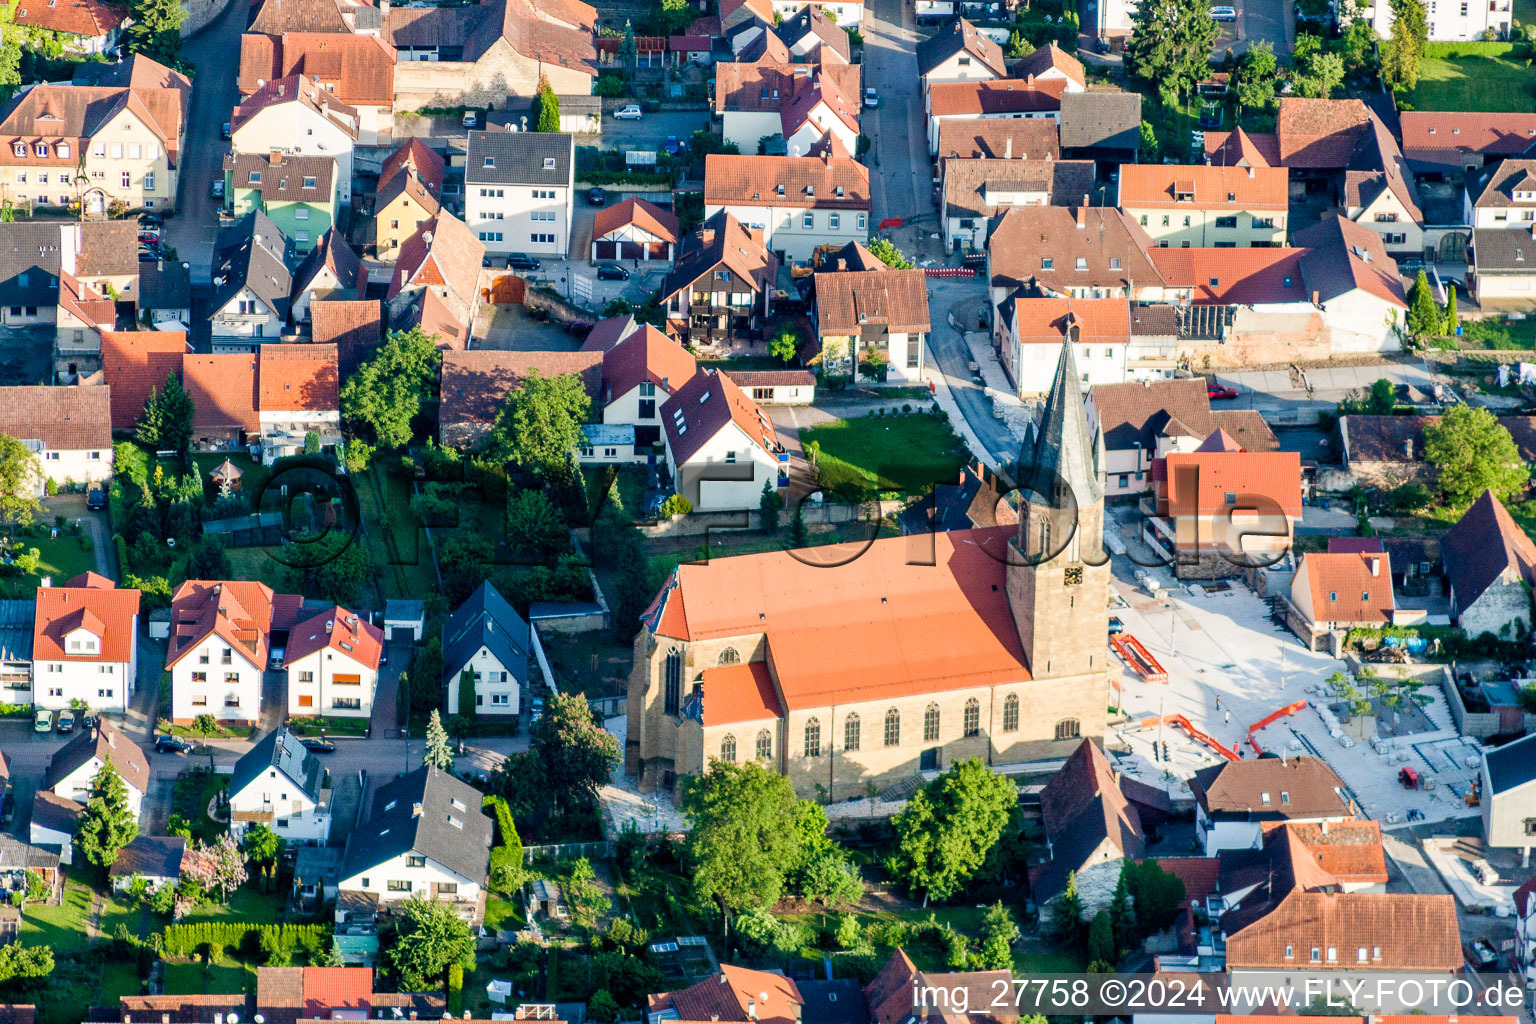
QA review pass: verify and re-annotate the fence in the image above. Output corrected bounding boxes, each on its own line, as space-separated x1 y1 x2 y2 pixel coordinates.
924 267 976 278
523 840 612 863
637 498 905 539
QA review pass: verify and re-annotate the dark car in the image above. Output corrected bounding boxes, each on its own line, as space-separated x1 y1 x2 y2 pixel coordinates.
1108 616 1125 635
596 263 630 281
300 738 337 754
138 245 161 263
155 735 192 754
1207 385 1239 400
664 135 681 155
220 121 232 140
506 252 542 271
80 712 97 731
86 486 106 511
138 213 164 229
587 187 606 205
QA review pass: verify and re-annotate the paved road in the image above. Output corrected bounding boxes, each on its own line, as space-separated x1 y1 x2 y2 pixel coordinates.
164 0 246 282
600 111 712 153
863 0 930 226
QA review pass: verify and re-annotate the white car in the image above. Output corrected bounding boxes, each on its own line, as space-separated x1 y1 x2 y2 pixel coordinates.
1210 5 1236 18
864 87 879 108
613 105 643 120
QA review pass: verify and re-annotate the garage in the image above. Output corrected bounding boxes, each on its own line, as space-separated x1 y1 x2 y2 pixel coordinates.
382 599 426 643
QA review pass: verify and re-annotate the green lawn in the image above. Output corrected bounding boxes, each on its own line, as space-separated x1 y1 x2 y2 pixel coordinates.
161 962 207 995
99 960 143 1003
223 545 290 592
799 414 969 498
98 896 141 940
355 465 436 601
176 886 283 926
288 714 369 736
19 883 94 953
1458 316 1536 349
484 896 524 932
1411 54 1536 111
158 956 260 995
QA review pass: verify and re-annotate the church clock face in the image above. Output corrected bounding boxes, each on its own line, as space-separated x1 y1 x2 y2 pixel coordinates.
1063 566 1083 586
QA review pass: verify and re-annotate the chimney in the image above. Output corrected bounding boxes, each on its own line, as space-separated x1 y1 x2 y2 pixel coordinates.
1075 203 1086 228
325 619 334 634
1311 289 1320 305
719 976 728 986
1004 136 1012 160
412 802 423 816
748 1002 757 1021
1321 819 1329 836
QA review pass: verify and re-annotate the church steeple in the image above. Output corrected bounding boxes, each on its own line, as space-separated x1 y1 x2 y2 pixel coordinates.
1019 334 1103 513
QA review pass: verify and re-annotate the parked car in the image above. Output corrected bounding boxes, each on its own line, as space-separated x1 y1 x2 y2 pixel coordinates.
138 245 161 263
1210 5 1236 18
1468 938 1499 971
596 263 629 281
613 105 643 120
587 187 606 206
220 121 232 140
210 179 225 201
1207 384 1240 400
506 252 542 271
155 734 192 754
864 87 879 108
32 709 51 733
138 213 164 229
80 711 97 731
86 486 106 510
300 737 336 754
664 135 681 155
462 110 479 128
1398 257 1426 272
1441 275 1467 293
55 710 74 734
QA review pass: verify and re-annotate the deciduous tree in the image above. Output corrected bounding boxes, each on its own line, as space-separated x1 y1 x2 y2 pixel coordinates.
1380 0 1427 90
529 691 618 813
1125 0 1219 97
341 328 441 450
865 238 913 269
1423 404 1531 505
388 895 477 990
565 857 610 933
1234 39 1277 111
485 370 592 478
683 761 802 922
889 758 1016 903
0 433 41 526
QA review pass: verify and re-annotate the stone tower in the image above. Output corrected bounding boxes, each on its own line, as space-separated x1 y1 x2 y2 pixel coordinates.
1006 336 1110 683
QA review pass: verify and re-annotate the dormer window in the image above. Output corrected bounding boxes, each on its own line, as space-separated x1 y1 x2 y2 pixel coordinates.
56 143 68 159
1226 192 1235 201
10 143 22 158
806 184 815 196
34 142 47 157
776 183 785 195
250 171 261 184
1260 791 1271 804
542 157 556 169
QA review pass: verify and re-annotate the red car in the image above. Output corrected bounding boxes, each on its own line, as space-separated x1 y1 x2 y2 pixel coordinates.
1207 385 1239 400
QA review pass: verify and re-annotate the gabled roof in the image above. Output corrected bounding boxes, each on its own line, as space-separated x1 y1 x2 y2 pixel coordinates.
465 130 573 185
714 56 860 116
704 152 869 209
1400 111 1536 168
1191 755 1352 820
659 212 777 304
1224 891 1461 971
988 204 1161 295
593 197 679 245
211 210 292 321
437 349 601 447
0 57 190 167
1091 378 1216 451
442 581 531 687
340 766 494 884
779 71 860 141
1118 163 1287 209
33 577 139 665
650 966 803 1024
1057 90 1141 152
379 138 446 194
1268 820 1389 886
231 74 358 139
1031 739 1145 900
601 325 697 404
138 259 192 311
776 6 850 62
915 17 1005 79
1012 41 1083 87
0 385 110 451
1147 247 1307 305
231 725 326 802
184 354 259 433
863 950 1009 1024
286 605 383 669
108 835 187 880
1471 157 1536 209
934 118 1059 160
1441 489 1536 618
42 719 149 796
928 77 1065 117
292 228 360 300
247 0 363 35
258 344 338 414
224 151 337 206
238 32 395 107
1296 550 1395 625
941 157 1094 219
661 368 777 466
579 314 643 353
13 0 126 38
1295 215 1407 308
1341 112 1422 222
813 268 930 335
383 0 597 77
1000 295 1127 346
388 213 484 309
1206 125 1279 168
311 299 383 375
166 580 304 671
1276 97 1372 169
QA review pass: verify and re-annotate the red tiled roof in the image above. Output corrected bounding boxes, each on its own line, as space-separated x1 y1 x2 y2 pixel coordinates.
0 386 111 451
1204 127 1282 168
1118 163 1287 209
651 966 802 1024
33 579 140 664
438 349 602 447
166 580 303 671
601 325 696 405
1276 97 1373 169
379 138 446 194
285 605 383 670
1298 551 1395 625
183 354 259 433
1225 891 1461 971
660 368 776 466
1005 296 1127 343
1148 248 1307 304
1012 41 1083 86
699 662 783 725
935 118 1059 160
1401 111 1536 161
310 299 383 376
1161 450 1303 518
592 197 679 245
928 77 1066 117
13 0 127 38
239 32 395 106
258 344 338 413
1267 821 1389 886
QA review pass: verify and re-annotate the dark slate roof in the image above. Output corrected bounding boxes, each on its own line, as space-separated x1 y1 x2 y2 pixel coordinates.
29 789 83 837
464 130 573 186
1020 336 1102 508
1030 740 1145 901
916 16 1005 78
0 224 61 309
1471 226 1536 274
1440 489 1536 619
42 720 149 795
230 725 324 803
211 210 293 321
138 259 192 310
441 580 531 686
1058 91 1141 153
339 766 493 884
798 981 867 1024
109 834 187 879
1486 732 1536 794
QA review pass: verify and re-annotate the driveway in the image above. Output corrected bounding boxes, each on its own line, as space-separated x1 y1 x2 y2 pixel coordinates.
163 0 245 282
369 641 411 739
600 111 712 152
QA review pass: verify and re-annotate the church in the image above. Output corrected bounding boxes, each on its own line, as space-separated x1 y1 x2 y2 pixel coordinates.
623 339 1113 802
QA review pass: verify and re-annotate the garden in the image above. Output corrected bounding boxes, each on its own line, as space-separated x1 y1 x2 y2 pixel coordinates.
1409 41 1536 112
799 413 970 499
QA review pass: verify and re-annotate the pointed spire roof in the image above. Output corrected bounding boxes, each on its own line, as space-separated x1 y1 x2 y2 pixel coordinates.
1020 336 1102 508
1196 427 1242 452
1210 126 1272 169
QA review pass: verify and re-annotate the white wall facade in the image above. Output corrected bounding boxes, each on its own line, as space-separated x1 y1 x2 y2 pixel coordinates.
1320 291 1404 354
229 770 331 843
770 0 863 25
33 445 111 493
446 645 520 716
286 646 377 718
922 51 1002 95
721 111 785 153
171 640 263 724
466 180 575 256
337 850 482 914
49 757 145 819
667 423 781 512
999 335 1127 396
211 287 284 340
705 202 867 264
232 110 355 203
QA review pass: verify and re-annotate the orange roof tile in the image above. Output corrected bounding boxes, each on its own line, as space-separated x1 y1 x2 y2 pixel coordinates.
1118 163 1288 209
258 344 338 413
1147 247 1307 304
33 580 140 664
1298 550 1394 626
99 330 190 430
699 662 783 726
1266 821 1389 886
1225 891 1461 971
928 78 1066 118
285 606 383 670
1004 296 1128 343
1161 450 1303 518
592 196 679 245
183 354 259 433
166 580 303 672
13 0 127 38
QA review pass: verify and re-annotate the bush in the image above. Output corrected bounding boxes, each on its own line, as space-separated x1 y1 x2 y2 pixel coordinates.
447 964 465 1015
594 74 625 97
658 494 692 518
160 923 330 959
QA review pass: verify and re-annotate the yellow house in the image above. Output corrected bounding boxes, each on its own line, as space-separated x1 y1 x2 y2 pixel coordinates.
375 139 445 260
0 54 189 215
1119 164 1289 248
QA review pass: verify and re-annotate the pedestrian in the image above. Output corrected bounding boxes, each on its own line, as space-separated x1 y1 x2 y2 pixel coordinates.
1224 709 1231 724
1215 695 1222 711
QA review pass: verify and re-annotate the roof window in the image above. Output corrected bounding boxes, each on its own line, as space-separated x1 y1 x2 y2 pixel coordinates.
543 157 556 169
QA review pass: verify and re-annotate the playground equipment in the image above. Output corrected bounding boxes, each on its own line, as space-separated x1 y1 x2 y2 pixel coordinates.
1246 700 1308 755
1136 713 1241 761
1112 633 1168 683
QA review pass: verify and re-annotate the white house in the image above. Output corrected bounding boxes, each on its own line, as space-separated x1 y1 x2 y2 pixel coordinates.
995 295 1130 396
779 83 860 158
661 368 783 512
31 573 141 713
1441 489 1536 642
230 76 358 205
770 0 863 27
703 151 869 266
284 605 383 719
109 835 199 893
1365 0 1509 41
335 766 494 927
811 265 930 382
592 323 698 452
40 719 149 820
166 580 303 727
464 130 574 257
1294 217 1408 354
257 344 341 463
590 198 679 264
228 725 332 843
578 423 637 464
210 212 293 346
915 17 1006 97
1191 757 1355 856
290 230 361 324
443 581 530 718
0 387 113 495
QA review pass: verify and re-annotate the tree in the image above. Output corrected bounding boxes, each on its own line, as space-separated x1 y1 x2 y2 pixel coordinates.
159 372 194 454
565 857 611 933
759 480 783 535
588 990 620 1024
888 758 1016 903
974 902 1019 969
1380 0 1427 90
785 801 863 906
506 488 568 557
197 833 248 902
1123 859 1186 936
1125 0 1219 97
1424 404 1531 505
529 691 618 814
865 238 913 269
0 942 52 983
1445 287 1458 333
1339 18 1379 73
240 824 284 877
1109 865 1135 954
484 369 592 477
184 536 233 581
341 327 442 449
1057 870 1085 935
1087 910 1115 965
281 531 372 606
1368 377 1396 416
191 713 220 769
165 814 192 840
1407 269 1441 342
75 757 138 870
682 761 803 923
769 326 801 364
423 709 455 770
789 503 808 548
316 939 346 968
122 0 184 69
1234 39 1277 112
533 76 561 132
619 20 638 76
388 895 477 990
0 433 41 526
1006 29 1035 57
1302 51 1344 97
659 0 693 34
1138 120 1160 163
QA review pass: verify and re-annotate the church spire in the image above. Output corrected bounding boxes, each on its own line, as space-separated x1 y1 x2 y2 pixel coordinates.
1020 334 1102 510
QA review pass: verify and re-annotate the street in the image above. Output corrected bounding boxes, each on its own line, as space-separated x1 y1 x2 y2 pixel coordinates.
863 0 932 229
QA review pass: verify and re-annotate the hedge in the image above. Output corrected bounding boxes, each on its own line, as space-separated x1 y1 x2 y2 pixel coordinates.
1424 40 1529 58
448 964 465 1016
161 923 331 960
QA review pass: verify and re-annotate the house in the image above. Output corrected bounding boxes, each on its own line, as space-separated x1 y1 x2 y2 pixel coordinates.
184 353 260 448
940 157 1095 252
1293 216 1407 353
375 139 445 260
713 54 860 154
1117 164 1288 248
720 0 774 52
109 835 203 892
311 298 384 374
209 211 293 347
1277 97 1374 172
443 581 532 717
1363 0 1508 42
52 221 139 382
811 261 930 382
1468 225 1536 304
384 0 597 112
13 0 128 55
386 212 485 350
986 204 1162 305
137 260 192 329
0 387 112 494
98 330 190 429
777 6 851 63
1468 158 1536 230
0 837 60 902
437 349 601 449
1400 111 1536 174
994 295 1128 395
1029 739 1147 924
662 369 782 512
231 75 357 205
769 0 863 27
222 151 340 254
244 0 379 39
0 54 190 214
1263 820 1390 892
257 344 340 461
649 966 807 1024
591 198 679 264
464 131 574 257
1057 91 1141 167
724 369 816 406
1206 125 1283 169
659 213 777 349
1440 489 1536 641
41 719 149 819
32 574 139 712
593 324 697 449
1144 442 1303 578
336 766 494 927
228 725 332 842
864 950 1013 1024
28 790 83 861
1191 755 1354 855
934 118 1059 165
925 79 1065 156
1490 734 1536 867
1340 113 1424 256
290 230 361 322
166 580 304 726
705 150 868 267
1288 549 1396 650
237 32 395 144
915 17 1006 96
285 605 383 719
775 73 860 157
1012 43 1084 93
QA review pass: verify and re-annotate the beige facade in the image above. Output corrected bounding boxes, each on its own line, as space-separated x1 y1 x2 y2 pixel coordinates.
1128 207 1286 248
393 47 592 112
0 108 178 214
376 190 433 259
